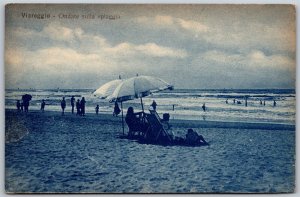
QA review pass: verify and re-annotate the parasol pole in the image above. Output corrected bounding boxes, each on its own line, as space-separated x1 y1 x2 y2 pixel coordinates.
121 101 124 135
140 97 144 112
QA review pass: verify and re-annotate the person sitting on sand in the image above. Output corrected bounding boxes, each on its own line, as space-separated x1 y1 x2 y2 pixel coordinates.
185 128 208 145
95 104 99 115
76 99 81 115
61 97 66 115
41 99 46 112
113 102 121 116
16 100 21 112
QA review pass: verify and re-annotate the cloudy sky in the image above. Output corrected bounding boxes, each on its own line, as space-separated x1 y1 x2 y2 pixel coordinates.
5 4 295 89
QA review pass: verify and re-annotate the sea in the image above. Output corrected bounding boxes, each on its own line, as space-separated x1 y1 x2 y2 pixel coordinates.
5 88 296 125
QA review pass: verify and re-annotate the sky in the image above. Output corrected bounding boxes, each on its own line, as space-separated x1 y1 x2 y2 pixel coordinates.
4 4 296 89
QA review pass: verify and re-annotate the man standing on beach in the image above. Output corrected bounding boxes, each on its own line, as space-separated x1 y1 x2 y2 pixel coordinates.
71 96 75 114
61 97 66 116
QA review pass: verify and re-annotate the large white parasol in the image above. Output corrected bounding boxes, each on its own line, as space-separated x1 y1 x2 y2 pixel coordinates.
109 75 173 135
93 79 123 99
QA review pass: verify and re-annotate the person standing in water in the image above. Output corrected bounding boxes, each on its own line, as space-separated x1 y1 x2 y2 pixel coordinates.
95 104 99 115
202 103 206 112
61 97 66 115
273 100 276 107
41 99 46 112
151 100 157 111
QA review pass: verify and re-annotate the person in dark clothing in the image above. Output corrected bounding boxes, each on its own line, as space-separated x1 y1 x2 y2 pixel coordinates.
151 100 157 111
113 102 121 116
76 99 81 115
41 99 46 112
273 100 276 107
202 103 206 112
71 96 75 114
185 128 208 145
80 97 86 116
125 107 147 136
61 97 66 115
95 104 99 115
16 100 21 112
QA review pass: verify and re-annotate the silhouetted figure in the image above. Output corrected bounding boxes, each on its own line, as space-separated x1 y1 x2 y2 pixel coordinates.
237 100 242 104
185 128 208 145
225 99 228 104
80 97 86 116
273 100 276 107
22 94 32 113
151 100 157 111
263 100 266 106
260 100 262 105
245 97 248 107
16 100 21 112
233 99 236 104
113 102 121 116
61 97 66 115
125 107 147 137
202 103 206 112
41 99 46 112
172 104 175 111
71 96 75 114
95 105 99 115
76 99 81 115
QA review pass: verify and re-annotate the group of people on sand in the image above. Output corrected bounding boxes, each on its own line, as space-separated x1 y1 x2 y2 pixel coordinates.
16 99 30 113
60 96 86 116
124 104 208 146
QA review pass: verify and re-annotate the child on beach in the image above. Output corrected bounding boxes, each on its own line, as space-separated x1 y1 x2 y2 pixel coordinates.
95 105 99 115
61 97 66 115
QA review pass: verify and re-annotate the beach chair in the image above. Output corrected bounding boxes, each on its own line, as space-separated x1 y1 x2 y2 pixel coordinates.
149 110 171 129
144 111 172 144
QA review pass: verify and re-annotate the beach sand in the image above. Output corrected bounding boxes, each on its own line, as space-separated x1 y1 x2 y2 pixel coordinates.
5 109 295 193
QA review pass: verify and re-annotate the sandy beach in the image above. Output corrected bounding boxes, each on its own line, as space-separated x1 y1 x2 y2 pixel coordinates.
5 109 295 193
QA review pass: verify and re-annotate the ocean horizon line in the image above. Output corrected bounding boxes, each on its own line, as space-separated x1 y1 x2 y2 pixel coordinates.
5 88 296 91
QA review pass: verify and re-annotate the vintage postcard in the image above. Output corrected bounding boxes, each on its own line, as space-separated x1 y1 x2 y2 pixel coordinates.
5 4 295 193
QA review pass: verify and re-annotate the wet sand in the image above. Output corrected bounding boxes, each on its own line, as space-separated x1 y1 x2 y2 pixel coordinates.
5 109 295 193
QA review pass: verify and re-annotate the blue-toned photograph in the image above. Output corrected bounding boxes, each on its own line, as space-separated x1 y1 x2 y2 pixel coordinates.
5 4 295 193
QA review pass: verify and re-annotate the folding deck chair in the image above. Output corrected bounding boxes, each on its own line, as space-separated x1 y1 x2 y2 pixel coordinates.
144 110 172 144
